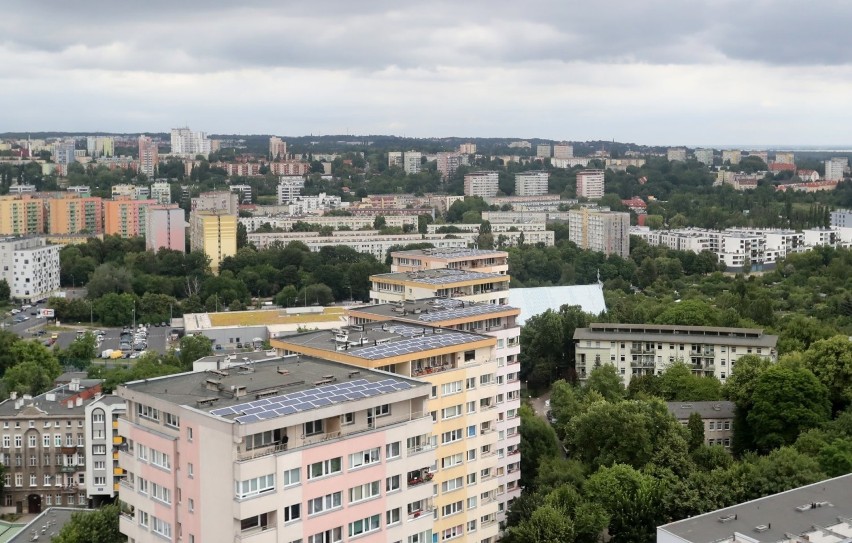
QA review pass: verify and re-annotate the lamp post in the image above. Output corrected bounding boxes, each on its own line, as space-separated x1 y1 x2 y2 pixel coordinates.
132 307 136 331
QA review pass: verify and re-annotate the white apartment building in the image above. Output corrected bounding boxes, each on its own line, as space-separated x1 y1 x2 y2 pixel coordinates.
287 193 344 215
390 248 509 274
170 127 211 157
111 184 137 199
825 157 848 181
85 395 126 506
370 268 510 306
118 357 436 543
150 182 171 205
721 150 741 165
482 210 573 223
536 144 551 158
66 186 91 197
425 223 554 247
239 214 417 233
230 184 253 205
514 172 550 197
0 237 60 303
553 143 573 159
8 185 37 194
404 152 422 175
574 323 778 384
831 209 852 228
248 231 467 259
277 176 305 204
552 157 591 169
464 171 500 198
568 208 630 258
388 151 404 168
694 148 714 165
576 169 605 200
667 148 687 162
484 195 567 211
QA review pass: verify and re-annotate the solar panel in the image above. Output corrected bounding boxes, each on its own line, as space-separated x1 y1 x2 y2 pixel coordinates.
241 406 266 415
313 397 332 406
277 406 297 415
258 411 278 420
295 402 315 411
346 391 366 399
235 414 259 423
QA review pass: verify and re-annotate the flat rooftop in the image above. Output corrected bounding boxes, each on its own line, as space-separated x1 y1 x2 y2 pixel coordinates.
392 248 507 259
575 323 778 348
373 268 507 285
666 401 736 420
8 508 91 543
351 298 518 323
658 474 852 543
123 356 425 424
184 307 345 329
276 320 491 360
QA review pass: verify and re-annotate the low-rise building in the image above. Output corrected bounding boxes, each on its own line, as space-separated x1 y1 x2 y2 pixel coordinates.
248 231 467 259
117 356 435 543
574 323 778 384
370 268 510 305
390 248 508 274
230 184 253 204
150 182 171 205
666 401 735 450
277 176 305 204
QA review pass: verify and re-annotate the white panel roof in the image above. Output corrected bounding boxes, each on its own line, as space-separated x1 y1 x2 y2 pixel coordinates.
508 284 607 325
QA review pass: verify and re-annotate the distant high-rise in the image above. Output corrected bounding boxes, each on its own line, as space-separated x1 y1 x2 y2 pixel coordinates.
568 208 630 258
269 136 287 159
53 140 76 168
464 171 500 198
170 127 211 157
515 171 550 196
774 152 795 164
403 151 422 174
387 151 403 168
536 144 552 158
436 152 462 180
86 136 114 158
191 190 239 216
137 135 158 177
146 204 185 253
722 150 742 165
553 142 573 159
458 142 477 154
150 181 172 205
825 157 848 181
694 148 714 165
667 148 687 162
104 198 156 238
576 169 605 200
190 211 236 273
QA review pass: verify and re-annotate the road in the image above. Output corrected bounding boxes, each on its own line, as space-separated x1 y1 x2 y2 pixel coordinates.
529 391 551 422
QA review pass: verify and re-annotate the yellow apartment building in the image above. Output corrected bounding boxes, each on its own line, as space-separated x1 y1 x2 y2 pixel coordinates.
47 195 103 234
0 195 45 235
190 211 236 274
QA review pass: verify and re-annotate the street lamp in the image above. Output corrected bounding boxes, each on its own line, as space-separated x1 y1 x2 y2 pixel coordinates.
132 307 136 330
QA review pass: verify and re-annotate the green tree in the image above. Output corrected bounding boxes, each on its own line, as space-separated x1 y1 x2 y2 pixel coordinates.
744 447 826 499
585 365 625 403
94 293 136 327
657 362 723 401
3 341 62 396
85 263 134 299
0 279 9 303
654 299 722 326
177 335 213 370
60 333 97 370
686 412 705 451
747 365 831 452
801 335 852 410
818 438 852 477
584 464 662 543
504 505 576 543
52 503 126 543
519 405 560 489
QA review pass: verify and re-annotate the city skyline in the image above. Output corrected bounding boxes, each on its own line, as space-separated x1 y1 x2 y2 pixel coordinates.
4 1 852 146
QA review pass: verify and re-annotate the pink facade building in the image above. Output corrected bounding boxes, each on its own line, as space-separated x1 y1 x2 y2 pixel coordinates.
117 357 434 543
145 205 186 253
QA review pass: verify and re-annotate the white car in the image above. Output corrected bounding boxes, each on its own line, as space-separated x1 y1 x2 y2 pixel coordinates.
545 399 551 408
10 309 20 315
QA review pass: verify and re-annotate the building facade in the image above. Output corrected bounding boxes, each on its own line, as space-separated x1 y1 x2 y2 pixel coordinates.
118 357 435 543
170 127 211 158
190 211 237 274
47 195 103 235
514 172 550 197
694 148 714 165
370 268 510 305
667 148 687 162
553 143 573 159
437 152 462 181
146 205 186 253
137 136 159 178
825 157 848 181
85 395 126 506
666 401 735 450
0 195 45 236
576 169 605 200
574 323 778 384
150 182 172 205
535 144 551 158
464 172 499 198
0 380 103 515
0 236 61 303
269 136 287 159
568 208 630 258
191 191 239 216
404 152 422 175
103 199 156 238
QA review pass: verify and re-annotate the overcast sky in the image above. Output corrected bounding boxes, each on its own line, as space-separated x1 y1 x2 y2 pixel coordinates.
3 1 852 146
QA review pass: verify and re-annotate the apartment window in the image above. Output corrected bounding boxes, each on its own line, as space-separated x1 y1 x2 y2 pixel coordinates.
308 491 342 515
284 467 300 486
386 442 400 459
241 513 270 532
386 475 400 493
284 503 301 523
136 444 148 461
1 436 8 448
164 413 180 428
151 483 171 505
138 478 148 494
442 405 462 420
235 474 275 499
350 447 380 469
467 473 477 485
29 474 36 487
42 434 50 448
54 435 61 447
93 445 106 455
304 419 324 437
375 404 390 417
151 449 170 471
442 525 463 541
442 429 462 444
348 480 380 503
188 498 194 512
136 404 160 421
92 413 105 423
187 462 193 478
341 412 354 425
442 453 463 469
187 427 193 441
387 508 401 526
442 477 464 493
44 474 51 486
28 435 36 447
14 474 22 487
308 527 342 543
14 435 21 448
443 501 463 517
138 511 149 527
152 517 172 539
308 457 342 480
467 449 477 461
466 377 476 390
348 514 380 538
442 381 462 395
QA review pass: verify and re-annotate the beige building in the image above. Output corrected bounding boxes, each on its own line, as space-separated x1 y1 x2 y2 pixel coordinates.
576 169 605 200
667 148 687 162
370 268 510 306
191 190 239 216
464 171 500 198
721 150 742 165
247 231 467 260
574 323 778 384
774 151 795 164
390 248 508 274
190 211 237 274
458 142 477 154
694 148 714 165
568 208 630 258
553 143 573 159
269 136 287 159
535 144 551 158
514 171 550 197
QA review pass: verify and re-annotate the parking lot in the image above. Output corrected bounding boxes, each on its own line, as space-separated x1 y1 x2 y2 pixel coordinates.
53 325 170 358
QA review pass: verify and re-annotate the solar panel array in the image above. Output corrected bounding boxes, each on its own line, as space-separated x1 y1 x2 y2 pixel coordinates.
411 270 501 285
418 303 513 322
350 331 475 360
209 378 415 424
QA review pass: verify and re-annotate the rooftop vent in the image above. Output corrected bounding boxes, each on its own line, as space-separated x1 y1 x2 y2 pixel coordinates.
197 397 219 407
718 515 736 523
254 388 280 399
754 525 770 533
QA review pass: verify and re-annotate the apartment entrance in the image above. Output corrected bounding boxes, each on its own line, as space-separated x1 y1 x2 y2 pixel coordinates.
27 494 41 514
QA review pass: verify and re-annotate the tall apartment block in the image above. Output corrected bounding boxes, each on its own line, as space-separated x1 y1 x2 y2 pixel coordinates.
667 148 687 162
117 357 435 543
458 143 477 155
191 190 239 216
575 169 605 200
47 195 103 235
825 157 848 181
53 140 77 170
146 205 186 253
404 152 422 175
464 171 499 198
388 151 404 168
138 136 159 178
774 151 795 164
721 150 741 165
0 195 45 236
694 148 714 165
349 299 522 528
230 184 253 205
389 248 509 275
269 136 288 159
568 208 630 258
573 323 778 384
535 144 551 158
0 236 60 303
277 177 305 204
0 379 103 515
514 172 550 197
170 127 211 157
437 152 462 181
85 395 126 507
190 211 236 274
273 325 503 543
86 136 115 158
103 198 156 238
150 182 172 205
553 143 573 159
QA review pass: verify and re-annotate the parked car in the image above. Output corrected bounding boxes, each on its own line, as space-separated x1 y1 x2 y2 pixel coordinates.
10 309 20 315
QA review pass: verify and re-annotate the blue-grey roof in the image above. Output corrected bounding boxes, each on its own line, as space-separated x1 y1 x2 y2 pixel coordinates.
508 284 607 325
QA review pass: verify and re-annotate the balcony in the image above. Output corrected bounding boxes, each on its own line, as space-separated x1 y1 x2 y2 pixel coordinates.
235 525 278 542
407 443 435 456
412 361 458 377
630 348 656 354
407 468 434 488
59 465 79 473
630 360 656 368
408 505 435 522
